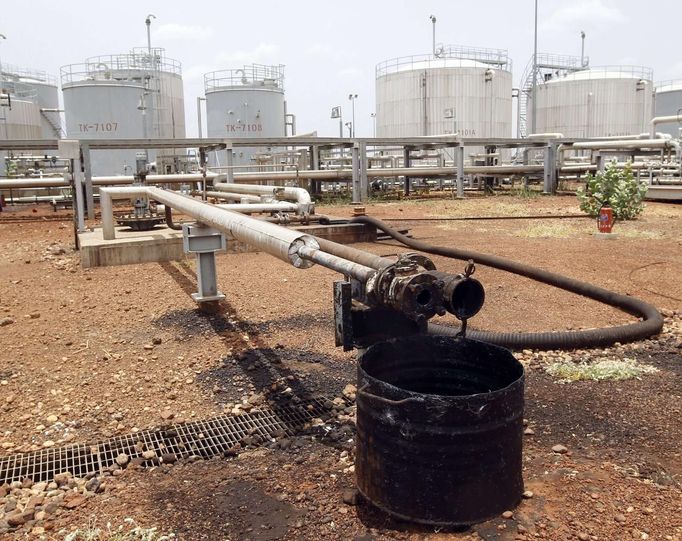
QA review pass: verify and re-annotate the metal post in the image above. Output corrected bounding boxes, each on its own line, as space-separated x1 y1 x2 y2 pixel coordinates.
456 145 465 198
199 148 207 201
197 97 205 138
81 143 95 220
543 144 557 194
73 161 86 233
359 141 368 202
310 145 320 195
352 144 361 204
225 145 234 184
182 223 226 304
403 147 411 196
429 15 437 57
531 0 538 135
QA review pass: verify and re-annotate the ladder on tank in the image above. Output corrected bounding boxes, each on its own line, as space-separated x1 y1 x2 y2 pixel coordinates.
517 53 588 138
40 109 65 138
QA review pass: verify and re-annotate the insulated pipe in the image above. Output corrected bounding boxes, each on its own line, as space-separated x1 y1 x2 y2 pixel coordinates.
213 182 312 205
572 139 674 150
100 186 318 268
650 115 681 138
0 173 219 190
214 202 300 214
199 191 261 202
351 215 664 350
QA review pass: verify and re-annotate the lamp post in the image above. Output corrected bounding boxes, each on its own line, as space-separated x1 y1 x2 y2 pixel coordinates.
429 15 437 57
370 112 376 138
580 30 586 67
345 121 353 138
348 93 358 137
531 0 538 135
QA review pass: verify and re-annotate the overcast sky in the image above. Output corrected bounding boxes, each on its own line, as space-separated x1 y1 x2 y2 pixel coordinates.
2 0 681 138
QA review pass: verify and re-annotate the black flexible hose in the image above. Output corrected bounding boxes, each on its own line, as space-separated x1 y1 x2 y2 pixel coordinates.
350 215 664 350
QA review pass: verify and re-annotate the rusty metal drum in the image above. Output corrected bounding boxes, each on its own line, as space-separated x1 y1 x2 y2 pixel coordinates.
356 335 524 526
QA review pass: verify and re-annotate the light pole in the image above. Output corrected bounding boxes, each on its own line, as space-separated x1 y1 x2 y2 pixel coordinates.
429 15 437 57
370 112 376 138
348 93 357 137
531 0 538 135
345 121 353 138
580 30 586 67
0 34 6 82
145 14 156 59
197 96 206 138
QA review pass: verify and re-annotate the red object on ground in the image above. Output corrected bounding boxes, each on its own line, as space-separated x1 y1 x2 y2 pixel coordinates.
598 205 614 233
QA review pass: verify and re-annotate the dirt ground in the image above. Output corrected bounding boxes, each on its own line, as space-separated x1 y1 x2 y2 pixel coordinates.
0 194 681 540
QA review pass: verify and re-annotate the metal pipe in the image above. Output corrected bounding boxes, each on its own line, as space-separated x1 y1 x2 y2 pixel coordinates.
572 139 675 150
297 245 375 282
314 237 393 270
199 191 261 202
650 115 681 138
213 182 312 205
0 173 219 190
100 186 318 268
214 202 299 214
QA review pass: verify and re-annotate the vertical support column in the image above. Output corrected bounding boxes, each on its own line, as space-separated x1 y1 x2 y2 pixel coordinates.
182 223 226 303
59 140 86 234
81 143 95 220
199 147 207 201
359 140 368 202
543 144 558 194
403 147 411 196
456 145 465 198
310 145 320 196
73 160 86 233
225 144 234 184
351 143 361 204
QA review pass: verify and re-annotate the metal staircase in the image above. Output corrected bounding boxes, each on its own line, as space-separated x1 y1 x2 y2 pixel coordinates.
40 109 65 138
518 53 588 138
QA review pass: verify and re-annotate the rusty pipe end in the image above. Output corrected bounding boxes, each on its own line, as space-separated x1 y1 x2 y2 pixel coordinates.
443 277 485 320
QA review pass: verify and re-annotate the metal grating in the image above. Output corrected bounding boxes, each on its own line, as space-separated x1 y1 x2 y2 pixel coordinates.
0 396 350 485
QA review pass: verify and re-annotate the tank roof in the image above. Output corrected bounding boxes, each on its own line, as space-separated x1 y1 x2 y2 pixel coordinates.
60 47 182 86
543 65 653 84
377 45 511 78
656 79 682 92
0 64 57 86
204 64 285 93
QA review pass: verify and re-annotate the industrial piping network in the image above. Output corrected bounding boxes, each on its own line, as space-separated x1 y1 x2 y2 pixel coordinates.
97 185 663 351
99 186 485 335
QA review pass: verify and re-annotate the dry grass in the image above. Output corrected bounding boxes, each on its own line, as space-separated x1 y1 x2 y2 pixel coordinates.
546 357 659 383
60 518 174 541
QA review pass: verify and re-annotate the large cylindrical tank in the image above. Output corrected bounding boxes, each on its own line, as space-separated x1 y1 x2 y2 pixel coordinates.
528 66 654 138
375 48 513 159
61 48 186 176
0 65 61 139
654 80 682 139
204 64 285 168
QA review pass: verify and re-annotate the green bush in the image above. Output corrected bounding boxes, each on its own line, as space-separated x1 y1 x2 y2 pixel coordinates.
577 161 647 220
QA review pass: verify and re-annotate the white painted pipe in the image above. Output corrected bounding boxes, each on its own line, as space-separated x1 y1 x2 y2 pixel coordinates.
650 115 681 138
100 186 319 268
526 133 565 139
213 182 312 205
572 139 674 150
215 202 299 214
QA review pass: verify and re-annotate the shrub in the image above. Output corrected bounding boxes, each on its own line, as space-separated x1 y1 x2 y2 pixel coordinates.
577 161 647 220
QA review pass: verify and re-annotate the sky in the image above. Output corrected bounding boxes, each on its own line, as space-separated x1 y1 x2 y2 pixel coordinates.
2 0 681 138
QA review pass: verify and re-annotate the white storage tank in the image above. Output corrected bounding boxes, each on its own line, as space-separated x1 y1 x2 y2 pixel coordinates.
0 64 61 139
61 48 185 176
204 64 285 168
527 66 654 138
375 46 513 157
654 80 682 139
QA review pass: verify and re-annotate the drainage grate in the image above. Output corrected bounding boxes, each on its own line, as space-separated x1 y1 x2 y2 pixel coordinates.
0 396 350 485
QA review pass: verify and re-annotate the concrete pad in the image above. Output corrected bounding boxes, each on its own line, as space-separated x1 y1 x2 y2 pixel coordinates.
79 221 376 268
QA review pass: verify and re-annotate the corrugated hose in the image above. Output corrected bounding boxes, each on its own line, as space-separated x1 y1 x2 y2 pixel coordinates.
350 215 664 350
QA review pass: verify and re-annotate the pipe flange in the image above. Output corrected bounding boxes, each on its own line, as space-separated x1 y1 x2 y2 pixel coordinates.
289 235 319 269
